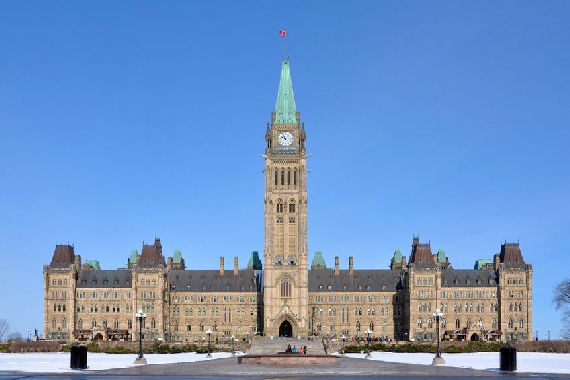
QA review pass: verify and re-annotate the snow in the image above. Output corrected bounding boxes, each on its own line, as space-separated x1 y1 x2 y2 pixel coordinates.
341 351 570 374
1 351 569 374
0 351 239 373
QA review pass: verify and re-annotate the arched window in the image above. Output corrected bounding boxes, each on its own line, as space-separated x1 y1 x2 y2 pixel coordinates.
274 169 278 185
103 320 108 329
287 169 291 185
382 321 387 332
508 318 514 329
114 320 119 329
455 319 460 329
77 320 83 329
417 318 422 328
281 278 291 297
467 319 472 328
281 169 284 185
356 321 361 331
294 169 297 186
519 318 524 328
62 318 67 329
62 304 66 312
128 319 132 329
492 319 497 329
92 320 96 328
369 321 374 331
52 318 57 329
151 318 156 329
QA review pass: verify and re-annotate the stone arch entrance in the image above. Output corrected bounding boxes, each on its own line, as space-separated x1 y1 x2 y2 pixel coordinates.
279 320 293 337
470 333 480 341
93 333 103 341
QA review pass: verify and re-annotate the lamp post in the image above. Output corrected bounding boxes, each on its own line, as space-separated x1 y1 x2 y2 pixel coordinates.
134 309 147 364
365 329 372 359
231 335 236 356
206 329 212 358
431 308 445 366
341 334 346 355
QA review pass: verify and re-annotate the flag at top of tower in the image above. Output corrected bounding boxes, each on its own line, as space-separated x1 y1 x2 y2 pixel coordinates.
279 29 287 38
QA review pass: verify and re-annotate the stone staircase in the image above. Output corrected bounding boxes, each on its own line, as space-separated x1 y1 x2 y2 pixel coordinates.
248 336 326 355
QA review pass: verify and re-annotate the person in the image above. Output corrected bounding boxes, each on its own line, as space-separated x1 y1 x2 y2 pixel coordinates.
286 344 291 353
292 345 297 353
303 345 307 355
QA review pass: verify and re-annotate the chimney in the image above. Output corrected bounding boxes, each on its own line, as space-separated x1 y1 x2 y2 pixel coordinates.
334 256 340 275
349 256 354 275
219 256 224 276
234 256 239 275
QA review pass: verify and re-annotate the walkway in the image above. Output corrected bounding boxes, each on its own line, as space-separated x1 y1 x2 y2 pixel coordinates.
248 336 326 355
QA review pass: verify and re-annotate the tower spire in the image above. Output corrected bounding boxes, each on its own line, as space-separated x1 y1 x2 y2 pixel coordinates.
274 59 297 124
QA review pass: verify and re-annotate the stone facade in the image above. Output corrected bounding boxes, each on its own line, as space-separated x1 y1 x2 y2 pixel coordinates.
43 59 533 343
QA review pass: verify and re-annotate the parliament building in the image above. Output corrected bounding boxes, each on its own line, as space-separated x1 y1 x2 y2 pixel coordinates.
44 59 533 343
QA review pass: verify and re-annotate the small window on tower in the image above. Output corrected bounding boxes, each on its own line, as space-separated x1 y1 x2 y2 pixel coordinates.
289 204 295 213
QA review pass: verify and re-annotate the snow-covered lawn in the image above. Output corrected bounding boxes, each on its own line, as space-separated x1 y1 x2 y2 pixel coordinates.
0 351 238 373
342 351 570 374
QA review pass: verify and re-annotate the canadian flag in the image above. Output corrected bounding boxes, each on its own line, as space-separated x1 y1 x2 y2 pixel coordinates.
279 29 287 38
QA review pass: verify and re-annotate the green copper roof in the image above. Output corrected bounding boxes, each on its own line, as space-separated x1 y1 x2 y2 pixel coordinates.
311 251 326 270
83 260 101 270
173 250 183 264
437 249 447 264
274 60 297 124
474 259 492 270
129 249 138 264
393 249 402 263
247 251 262 270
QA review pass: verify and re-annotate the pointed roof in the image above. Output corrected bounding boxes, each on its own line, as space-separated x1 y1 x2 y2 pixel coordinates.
173 250 183 264
437 249 447 264
247 251 262 270
129 249 138 264
393 249 402 263
311 251 327 270
274 60 297 124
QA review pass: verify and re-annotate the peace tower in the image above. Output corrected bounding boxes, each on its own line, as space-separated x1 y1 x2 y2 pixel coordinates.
262 59 309 337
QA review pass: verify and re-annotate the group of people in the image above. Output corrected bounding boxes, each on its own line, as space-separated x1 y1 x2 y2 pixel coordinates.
285 344 308 354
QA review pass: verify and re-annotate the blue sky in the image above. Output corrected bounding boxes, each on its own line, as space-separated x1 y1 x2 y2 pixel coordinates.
0 1 569 339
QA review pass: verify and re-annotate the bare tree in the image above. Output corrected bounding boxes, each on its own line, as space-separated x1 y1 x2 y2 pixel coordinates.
0 319 9 342
7 331 22 342
553 279 570 339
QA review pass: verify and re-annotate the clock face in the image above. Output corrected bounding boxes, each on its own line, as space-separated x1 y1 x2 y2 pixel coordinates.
278 132 294 147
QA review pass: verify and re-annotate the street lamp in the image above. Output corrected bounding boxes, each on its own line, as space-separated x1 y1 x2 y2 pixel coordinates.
231 335 236 357
432 308 445 366
365 329 372 359
206 329 212 358
134 309 147 365
341 334 346 355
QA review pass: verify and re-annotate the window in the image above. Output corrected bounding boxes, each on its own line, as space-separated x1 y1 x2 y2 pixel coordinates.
281 278 291 297
151 319 156 329
128 320 132 329
281 169 284 185
52 318 57 329
78 319 83 329
519 318 524 329
455 319 460 329
294 169 297 186
289 203 295 213
508 318 514 329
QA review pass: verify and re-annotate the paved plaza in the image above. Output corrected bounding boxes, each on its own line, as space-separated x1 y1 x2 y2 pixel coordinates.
1 354 570 379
